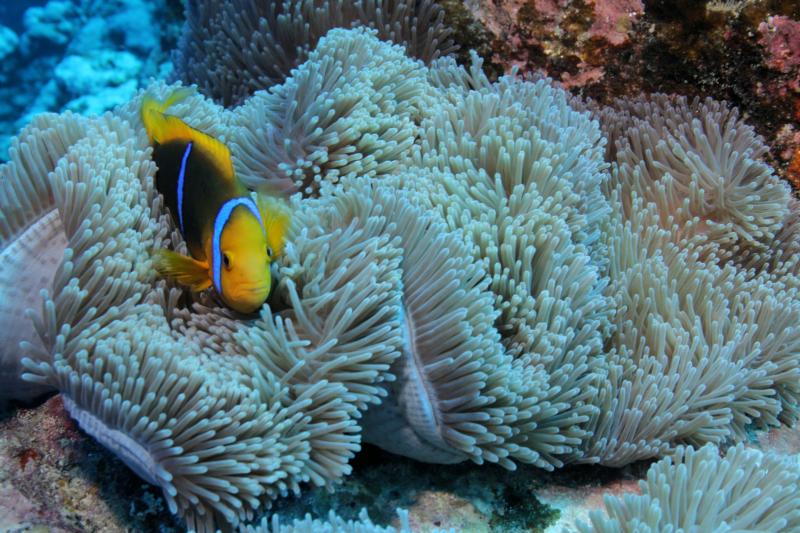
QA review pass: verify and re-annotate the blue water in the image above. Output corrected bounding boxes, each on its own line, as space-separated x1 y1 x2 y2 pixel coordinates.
0 0 179 162
0 1 47 33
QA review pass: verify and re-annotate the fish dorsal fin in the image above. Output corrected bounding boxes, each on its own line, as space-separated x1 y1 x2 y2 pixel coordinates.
141 91 235 182
159 115 235 182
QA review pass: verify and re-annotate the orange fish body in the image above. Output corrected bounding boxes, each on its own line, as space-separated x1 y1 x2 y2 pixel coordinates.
141 90 290 313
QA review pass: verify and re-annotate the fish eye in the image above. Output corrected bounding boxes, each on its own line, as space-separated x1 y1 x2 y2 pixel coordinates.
223 253 231 269
267 247 273 259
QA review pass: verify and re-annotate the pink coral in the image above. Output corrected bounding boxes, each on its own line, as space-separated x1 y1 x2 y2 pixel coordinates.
589 0 644 46
471 0 643 88
759 16 800 73
533 0 568 21
758 16 800 92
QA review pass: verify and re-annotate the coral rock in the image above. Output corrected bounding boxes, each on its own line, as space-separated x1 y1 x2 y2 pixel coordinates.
55 52 143 97
467 0 644 87
19 0 79 55
758 15 800 93
588 0 645 47
0 25 19 62
453 1 800 180
0 395 179 532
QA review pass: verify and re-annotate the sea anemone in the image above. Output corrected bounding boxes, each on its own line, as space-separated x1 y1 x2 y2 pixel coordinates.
1 112 106 406
173 0 456 106
578 443 800 532
597 94 795 270
401 53 614 469
3 24 799 532
230 26 427 195
242 508 445 533
579 95 800 466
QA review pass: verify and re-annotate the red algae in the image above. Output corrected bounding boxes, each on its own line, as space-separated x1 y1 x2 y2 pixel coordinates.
16 448 39 470
788 147 800 191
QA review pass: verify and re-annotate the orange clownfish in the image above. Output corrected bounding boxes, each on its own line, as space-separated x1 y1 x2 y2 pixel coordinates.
141 89 291 313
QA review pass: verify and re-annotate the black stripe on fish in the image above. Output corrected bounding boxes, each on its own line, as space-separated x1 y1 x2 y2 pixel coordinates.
153 139 238 260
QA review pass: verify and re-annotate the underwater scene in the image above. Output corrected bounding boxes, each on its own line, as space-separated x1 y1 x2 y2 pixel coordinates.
1 0 800 531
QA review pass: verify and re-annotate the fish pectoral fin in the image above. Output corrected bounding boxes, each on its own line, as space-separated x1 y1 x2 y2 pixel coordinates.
152 249 211 292
256 193 292 257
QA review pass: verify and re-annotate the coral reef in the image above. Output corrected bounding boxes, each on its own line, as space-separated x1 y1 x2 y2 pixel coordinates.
0 396 181 531
19 0 79 55
0 24 19 62
0 0 183 160
450 1 800 180
1 5 800 533
758 15 800 94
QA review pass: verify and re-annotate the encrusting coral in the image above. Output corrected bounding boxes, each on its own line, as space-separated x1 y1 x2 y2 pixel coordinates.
2 20 800 533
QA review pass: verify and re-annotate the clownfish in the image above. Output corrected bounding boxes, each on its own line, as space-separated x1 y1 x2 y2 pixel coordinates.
141 89 290 313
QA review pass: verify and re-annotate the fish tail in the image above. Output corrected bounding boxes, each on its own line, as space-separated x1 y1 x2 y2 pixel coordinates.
161 87 194 110
141 87 195 145
152 249 211 292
